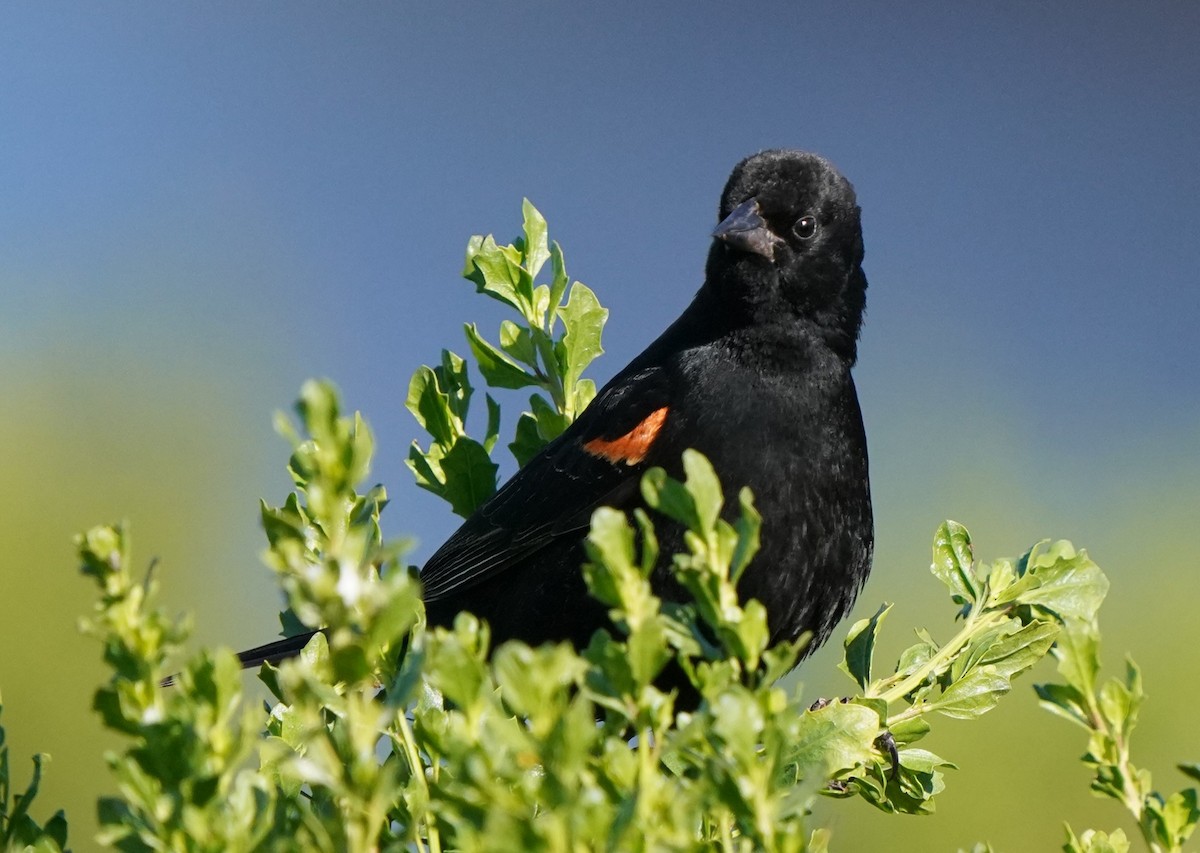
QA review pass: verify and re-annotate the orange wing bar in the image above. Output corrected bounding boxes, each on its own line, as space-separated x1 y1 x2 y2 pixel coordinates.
582 406 669 466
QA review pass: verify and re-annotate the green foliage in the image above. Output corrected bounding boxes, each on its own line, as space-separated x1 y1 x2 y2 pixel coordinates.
406 200 608 519
0 703 69 852
61 416 1153 850
77 525 285 851
823 522 1109 816
1037 604 1199 852
1064 827 1132 853
70 385 879 851
0 200 1192 851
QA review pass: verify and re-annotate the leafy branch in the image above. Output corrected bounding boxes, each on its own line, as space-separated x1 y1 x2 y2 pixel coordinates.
0 702 69 852
824 522 1108 815
406 200 607 517
1038 613 1198 852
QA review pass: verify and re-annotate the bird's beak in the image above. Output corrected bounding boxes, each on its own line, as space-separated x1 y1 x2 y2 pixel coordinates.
712 197 782 260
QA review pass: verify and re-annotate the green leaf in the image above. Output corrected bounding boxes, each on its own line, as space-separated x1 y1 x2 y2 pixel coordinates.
546 241 569 325
839 603 892 690
571 377 597 415
406 363 460 446
1179 763 1200 784
1017 546 1109 622
732 599 771 668
987 622 1059 679
930 520 977 608
968 619 1059 681
641 468 700 532
930 665 1011 719
1050 618 1102 696
808 828 832 853
492 642 583 718
435 438 499 518
1151 789 1199 847
625 619 671 687
896 747 956 775
508 411 546 468
681 449 724 533
406 440 444 491
1 750 46 847
464 234 526 314
790 701 881 780
365 580 422 657
847 743 954 815
426 614 491 711
483 393 501 453
986 557 1018 597
42 812 69 850
557 282 608 399
632 508 660 576
1101 659 1143 742
895 635 937 681
530 392 571 442
729 487 761 583
583 507 637 608
1034 682 1091 728
1062 826 1130 853
520 199 551 283
464 323 536 390
889 716 931 747
498 319 538 367
532 284 551 329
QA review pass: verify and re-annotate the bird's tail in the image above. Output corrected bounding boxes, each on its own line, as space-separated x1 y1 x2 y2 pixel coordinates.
159 629 321 688
235 630 321 669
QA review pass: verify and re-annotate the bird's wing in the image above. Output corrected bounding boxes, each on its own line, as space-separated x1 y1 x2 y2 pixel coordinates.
419 366 674 602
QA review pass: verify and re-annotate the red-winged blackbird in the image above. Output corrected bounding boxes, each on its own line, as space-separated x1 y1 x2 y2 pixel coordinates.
237 149 873 676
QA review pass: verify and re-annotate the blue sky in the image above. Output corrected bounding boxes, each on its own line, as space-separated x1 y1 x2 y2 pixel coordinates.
4 3 1197 448
2 2 1198 846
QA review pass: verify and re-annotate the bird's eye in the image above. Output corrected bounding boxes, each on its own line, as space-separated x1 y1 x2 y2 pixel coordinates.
793 215 818 240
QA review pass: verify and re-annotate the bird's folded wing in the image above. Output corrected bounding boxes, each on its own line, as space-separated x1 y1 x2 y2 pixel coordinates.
419 366 672 602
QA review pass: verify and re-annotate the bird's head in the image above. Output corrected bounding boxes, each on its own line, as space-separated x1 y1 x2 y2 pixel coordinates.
708 149 867 361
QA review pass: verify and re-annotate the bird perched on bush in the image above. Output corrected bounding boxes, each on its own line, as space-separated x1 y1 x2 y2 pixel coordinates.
238 149 873 678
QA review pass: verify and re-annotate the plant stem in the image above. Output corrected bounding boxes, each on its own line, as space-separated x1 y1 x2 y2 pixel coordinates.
871 609 1002 707
395 711 436 853
1079 692 1166 853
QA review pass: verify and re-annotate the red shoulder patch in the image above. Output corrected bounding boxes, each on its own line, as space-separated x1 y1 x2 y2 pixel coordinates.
583 406 669 466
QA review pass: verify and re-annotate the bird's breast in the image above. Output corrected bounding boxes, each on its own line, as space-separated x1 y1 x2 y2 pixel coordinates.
661 342 872 648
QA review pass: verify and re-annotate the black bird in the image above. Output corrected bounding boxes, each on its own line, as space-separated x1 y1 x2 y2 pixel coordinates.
237 149 873 680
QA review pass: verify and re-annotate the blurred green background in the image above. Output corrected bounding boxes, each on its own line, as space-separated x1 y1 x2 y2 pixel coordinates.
2 3 1197 849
